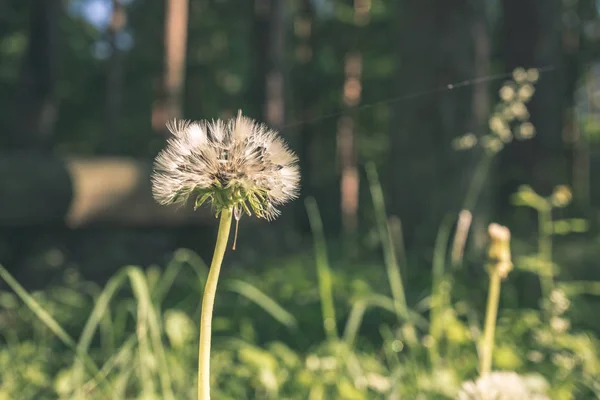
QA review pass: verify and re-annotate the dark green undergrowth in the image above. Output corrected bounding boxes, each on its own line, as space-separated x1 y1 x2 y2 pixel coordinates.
1 217 600 399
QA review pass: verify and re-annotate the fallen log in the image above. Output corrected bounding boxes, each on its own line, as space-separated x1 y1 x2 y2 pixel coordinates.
0 153 212 227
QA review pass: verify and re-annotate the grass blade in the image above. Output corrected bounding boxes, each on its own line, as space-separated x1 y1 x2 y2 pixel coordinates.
559 281 600 296
126 266 175 400
343 300 368 346
81 335 138 394
428 213 455 365
305 197 338 341
344 294 429 346
72 269 130 392
225 279 297 331
154 248 209 304
0 264 111 396
366 163 418 343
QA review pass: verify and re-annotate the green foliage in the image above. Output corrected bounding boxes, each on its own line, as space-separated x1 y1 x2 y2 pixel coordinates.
2 205 600 399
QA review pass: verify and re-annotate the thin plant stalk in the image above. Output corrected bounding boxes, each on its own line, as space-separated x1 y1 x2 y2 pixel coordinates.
198 208 233 400
480 267 502 376
462 152 493 213
365 164 413 336
480 223 512 377
449 152 492 270
450 209 473 268
428 213 455 365
305 197 338 341
537 205 554 300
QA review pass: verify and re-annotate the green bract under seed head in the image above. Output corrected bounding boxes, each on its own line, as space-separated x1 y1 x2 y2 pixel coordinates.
151 111 300 221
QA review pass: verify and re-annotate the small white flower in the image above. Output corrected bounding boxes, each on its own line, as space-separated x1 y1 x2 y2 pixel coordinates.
513 68 528 83
518 84 535 102
526 68 540 83
456 372 549 400
366 373 391 393
510 102 529 120
489 116 507 134
499 86 515 102
550 316 570 333
517 122 536 139
152 111 300 220
550 289 570 314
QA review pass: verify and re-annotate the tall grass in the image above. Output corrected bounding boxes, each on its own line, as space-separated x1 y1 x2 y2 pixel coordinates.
0 251 299 399
365 164 412 329
0 264 112 396
305 197 339 342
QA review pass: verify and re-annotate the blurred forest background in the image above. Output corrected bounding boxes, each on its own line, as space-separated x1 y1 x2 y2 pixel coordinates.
2 0 600 399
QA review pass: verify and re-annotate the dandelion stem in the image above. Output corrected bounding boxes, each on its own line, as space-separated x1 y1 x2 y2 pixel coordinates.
480 267 501 376
198 208 233 400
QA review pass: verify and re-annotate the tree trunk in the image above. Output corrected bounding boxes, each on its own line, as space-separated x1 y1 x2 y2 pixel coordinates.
465 2 492 252
250 0 269 121
337 1 370 239
105 0 126 152
389 0 481 247
562 0 588 208
264 0 286 130
338 52 362 235
13 0 60 150
153 0 189 133
293 0 317 233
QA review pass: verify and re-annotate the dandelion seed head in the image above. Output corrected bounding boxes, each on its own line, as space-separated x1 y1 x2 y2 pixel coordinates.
457 372 550 400
152 111 300 220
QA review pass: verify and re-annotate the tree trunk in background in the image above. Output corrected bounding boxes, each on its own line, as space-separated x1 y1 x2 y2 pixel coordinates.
338 52 362 236
251 0 269 121
265 0 286 130
153 0 189 133
293 0 316 233
105 0 126 153
337 1 369 241
389 0 482 247
498 0 565 202
562 0 588 208
252 0 294 244
13 0 60 150
466 2 492 251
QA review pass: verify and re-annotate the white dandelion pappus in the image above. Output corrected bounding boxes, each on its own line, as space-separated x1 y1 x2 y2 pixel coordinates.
151 111 300 221
456 371 549 400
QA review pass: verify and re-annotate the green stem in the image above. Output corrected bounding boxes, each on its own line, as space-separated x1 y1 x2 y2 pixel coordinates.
450 152 492 270
198 209 233 400
365 164 416 343
429 214 455 365
305 198 338 341
462 152 493 212
538 206 554 300
480 268 502 376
